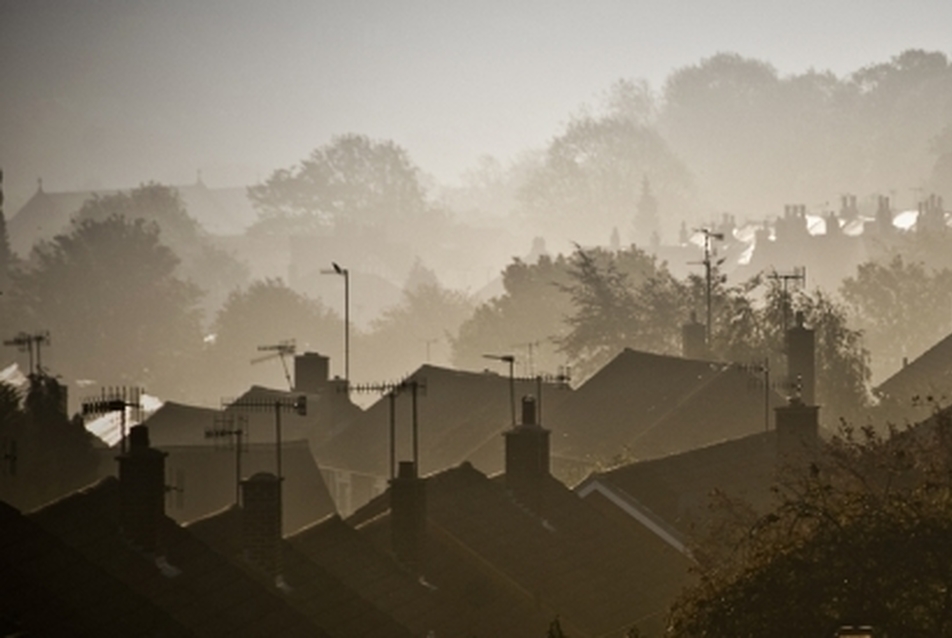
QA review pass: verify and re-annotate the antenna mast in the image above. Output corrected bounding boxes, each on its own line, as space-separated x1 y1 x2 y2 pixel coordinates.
251 339 296 390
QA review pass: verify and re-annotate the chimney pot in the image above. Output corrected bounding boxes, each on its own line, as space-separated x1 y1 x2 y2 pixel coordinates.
521 396 537 426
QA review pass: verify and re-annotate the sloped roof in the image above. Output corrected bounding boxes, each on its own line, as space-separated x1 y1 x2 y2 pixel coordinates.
289 514 487 638
0 499 190 636
188 507 415 638
578 430 778 537
29 477 324 637
876 331 952 406
548 348 782 464
314 365 571 478
160 439 336 534
349 463 693 637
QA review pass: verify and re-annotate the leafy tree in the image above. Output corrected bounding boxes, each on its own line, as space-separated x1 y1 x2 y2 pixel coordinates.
203 278 342 398
667 413 952 636
248 134 429 235
9 215 203 397
74 183 249 319
557 248 870 423
518 112 695 246
451 254 576 376
357 282 474 381
840 255 952 382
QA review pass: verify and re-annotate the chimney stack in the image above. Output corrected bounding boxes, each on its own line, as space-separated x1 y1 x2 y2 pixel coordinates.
293 352 329 394
505 396 551 512
775 397 819 472
117 425 167 553
241 472 283 579
390 461 426 572
681 311 707 360
785 311 815 405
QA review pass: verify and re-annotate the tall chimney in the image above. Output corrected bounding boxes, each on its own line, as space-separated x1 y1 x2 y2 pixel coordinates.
785 311 815 405
390 461 426 572
293 352 329 394
775 397 819 472
241 472 283 579
117 425 167 553
681 311 707 359
505 396 550 512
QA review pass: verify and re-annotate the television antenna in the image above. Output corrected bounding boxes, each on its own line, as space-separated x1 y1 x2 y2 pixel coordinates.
484 354 516 427
204 412 247 505
251 339 296 390
81 386 144 454
348 378 427 480
3 331 51 375
768 267 806 335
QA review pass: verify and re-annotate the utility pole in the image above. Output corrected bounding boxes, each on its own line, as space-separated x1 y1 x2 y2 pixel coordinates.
689 229 725 349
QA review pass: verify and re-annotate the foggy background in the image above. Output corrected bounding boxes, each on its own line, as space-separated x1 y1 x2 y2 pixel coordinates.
2 0 952 410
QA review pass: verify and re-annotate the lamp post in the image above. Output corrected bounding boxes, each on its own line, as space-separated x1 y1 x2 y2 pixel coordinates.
321 262 350 382
483 354 516 427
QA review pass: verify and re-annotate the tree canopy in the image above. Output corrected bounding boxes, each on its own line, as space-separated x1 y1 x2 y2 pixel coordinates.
9 214 203 397
248 134 430 235
668 413 952 636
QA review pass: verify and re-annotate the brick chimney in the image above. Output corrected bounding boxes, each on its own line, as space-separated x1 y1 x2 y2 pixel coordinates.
293 351 329 394
681 311 706 359
505 396 550 511
117 425 167 553
390 461 426 572
241 472 283 579
785 311 815 405
775 397 819 471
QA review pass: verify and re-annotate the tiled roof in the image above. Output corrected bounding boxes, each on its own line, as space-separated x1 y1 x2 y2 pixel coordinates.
159 439 337 534
349 462 693 637
0 499 190 636
579 430 778 537
29 477 325 637
289 513 491 638
314 365 571 478
876 331 952 406
548 348 782 464
188 507 415 638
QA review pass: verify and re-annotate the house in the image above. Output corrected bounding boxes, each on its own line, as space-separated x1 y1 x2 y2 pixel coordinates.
874 330 952 422
27 425 328 637
187 485 418 638
574 316 822 554
7 178 257 257
313 364 573 515
0 498 189 636
346 396 694 637
546 347 785 470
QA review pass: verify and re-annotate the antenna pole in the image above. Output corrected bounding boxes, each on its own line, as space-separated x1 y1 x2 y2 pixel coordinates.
411 381 419 468
389 391 396 480
274 401 282 480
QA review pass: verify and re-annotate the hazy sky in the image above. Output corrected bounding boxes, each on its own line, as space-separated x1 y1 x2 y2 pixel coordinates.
2 0 952 202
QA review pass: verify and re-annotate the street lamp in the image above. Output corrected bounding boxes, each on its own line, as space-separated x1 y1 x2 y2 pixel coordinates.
321 262 350 382
483 353 516 427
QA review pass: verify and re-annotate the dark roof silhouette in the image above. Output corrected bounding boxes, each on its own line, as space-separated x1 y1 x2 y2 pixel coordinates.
349 462 692 637
158 439 336 534
0 499 190 636
577 430 778 542
188 507 415 638
548 348 783 464
29 477 325 637
314 364 571 478
875 331 952 407
288 514 494 637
